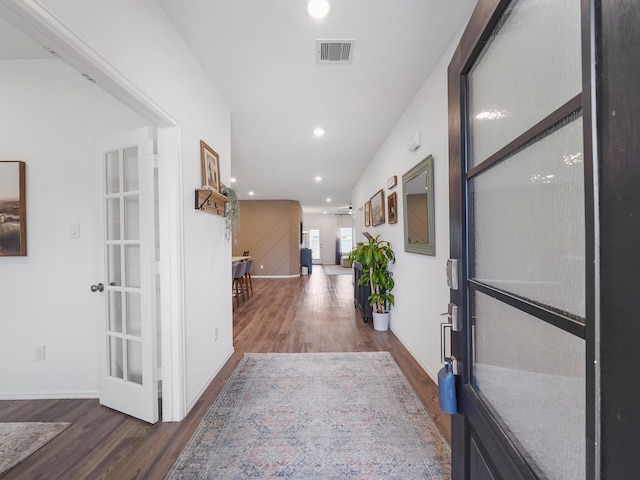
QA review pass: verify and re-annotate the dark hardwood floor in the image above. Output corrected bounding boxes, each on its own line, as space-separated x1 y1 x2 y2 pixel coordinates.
0 267 451 479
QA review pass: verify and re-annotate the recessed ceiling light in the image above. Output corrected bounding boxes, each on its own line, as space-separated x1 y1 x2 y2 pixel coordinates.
248 191 255 196
306 0 331 19
313 127 325 137
323 211 327 214
326 198 331 202
315 176 322 181
230 177 237 183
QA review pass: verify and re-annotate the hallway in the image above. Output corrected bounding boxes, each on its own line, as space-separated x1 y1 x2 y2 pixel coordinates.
0 268 449 479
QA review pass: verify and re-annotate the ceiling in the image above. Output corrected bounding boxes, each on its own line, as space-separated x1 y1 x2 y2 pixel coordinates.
2 1 477 214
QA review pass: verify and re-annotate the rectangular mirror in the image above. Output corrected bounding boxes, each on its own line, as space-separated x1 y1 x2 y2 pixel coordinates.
402 155 435 255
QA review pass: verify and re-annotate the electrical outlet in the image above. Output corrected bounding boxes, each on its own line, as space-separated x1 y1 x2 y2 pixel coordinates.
35 345 45 361
260 264 264 269
214 327 219 342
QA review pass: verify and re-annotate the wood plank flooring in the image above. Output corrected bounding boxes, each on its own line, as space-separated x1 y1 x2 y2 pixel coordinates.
0 267 451 479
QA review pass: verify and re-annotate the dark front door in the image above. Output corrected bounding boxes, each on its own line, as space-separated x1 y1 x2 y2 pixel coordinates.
447 0 596 478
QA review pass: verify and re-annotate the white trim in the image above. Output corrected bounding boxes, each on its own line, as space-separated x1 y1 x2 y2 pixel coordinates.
158 126 187 421
185 348 234 416
0 0 177 128
0 390 99 400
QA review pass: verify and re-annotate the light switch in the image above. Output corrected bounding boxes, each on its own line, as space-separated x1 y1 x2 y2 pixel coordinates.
69 223 80 238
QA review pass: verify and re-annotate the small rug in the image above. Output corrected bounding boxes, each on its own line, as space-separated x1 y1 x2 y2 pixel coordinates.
323 265 353 276
0 422 71 475
166 352 450 479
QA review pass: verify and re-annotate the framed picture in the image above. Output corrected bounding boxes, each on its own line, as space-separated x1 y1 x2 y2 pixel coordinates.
0 161 26 256
370 189 385 226
200 140 220 192
364 201 371 227
387 192 398 224
387 175 397 189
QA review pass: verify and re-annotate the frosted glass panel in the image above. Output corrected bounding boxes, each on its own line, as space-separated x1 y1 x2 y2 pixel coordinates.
107 245 121 286
123 146 139 192
473 291 585 480
105 150 119 194
125 245 141 288
126 292 142 337
468 0 581 165
127 340 143 385
473 114 585 318
108 291 122 333
106 198 120 240
124 196 140 240
109 336 123 379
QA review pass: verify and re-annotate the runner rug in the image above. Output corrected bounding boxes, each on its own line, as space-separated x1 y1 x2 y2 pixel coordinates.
166 352 450 479
0 422 71 475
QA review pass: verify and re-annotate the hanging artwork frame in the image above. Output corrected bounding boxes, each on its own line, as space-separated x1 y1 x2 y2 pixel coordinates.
0 161 27 256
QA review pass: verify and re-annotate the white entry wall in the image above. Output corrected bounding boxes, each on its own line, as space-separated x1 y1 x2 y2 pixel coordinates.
0 0 234 420
351 32 465 383
0 59 147 398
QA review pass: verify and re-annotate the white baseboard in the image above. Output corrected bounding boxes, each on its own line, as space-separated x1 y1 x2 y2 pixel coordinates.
185 347 234 415
0 390 99 400
390 327 438 385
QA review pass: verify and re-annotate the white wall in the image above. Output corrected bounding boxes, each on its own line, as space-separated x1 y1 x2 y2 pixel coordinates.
0 59 147 397
3 0 234 412
351 37 460 381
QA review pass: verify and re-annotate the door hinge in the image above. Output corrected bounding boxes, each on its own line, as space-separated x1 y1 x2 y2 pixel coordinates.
151 153 161 168
152 261 164 275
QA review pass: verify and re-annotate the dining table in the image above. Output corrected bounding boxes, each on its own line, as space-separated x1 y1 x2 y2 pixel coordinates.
232 256 252 265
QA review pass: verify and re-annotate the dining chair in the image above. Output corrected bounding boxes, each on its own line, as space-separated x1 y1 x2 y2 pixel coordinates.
242 250 250 256
243 258 255 297
233 261 247 308
231 263 238 311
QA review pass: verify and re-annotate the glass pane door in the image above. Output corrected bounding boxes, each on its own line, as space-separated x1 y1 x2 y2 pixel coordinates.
105 145 143 385
448 0 591 478
98 127 158 424
308 227 322 264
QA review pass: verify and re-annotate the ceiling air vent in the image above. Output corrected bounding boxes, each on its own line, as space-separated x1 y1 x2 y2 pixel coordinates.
316 39 355 64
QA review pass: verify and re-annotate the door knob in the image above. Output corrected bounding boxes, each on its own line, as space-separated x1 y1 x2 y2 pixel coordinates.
91 283 104 292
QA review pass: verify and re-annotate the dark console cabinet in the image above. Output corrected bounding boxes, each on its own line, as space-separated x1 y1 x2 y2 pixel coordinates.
353 262 372 323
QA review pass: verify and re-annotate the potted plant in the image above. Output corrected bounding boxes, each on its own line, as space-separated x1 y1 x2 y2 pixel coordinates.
221 183 240 242
348 235 396 331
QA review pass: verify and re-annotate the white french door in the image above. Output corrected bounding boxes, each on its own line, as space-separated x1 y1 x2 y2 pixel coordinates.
308 227 322 264
95 127 159 424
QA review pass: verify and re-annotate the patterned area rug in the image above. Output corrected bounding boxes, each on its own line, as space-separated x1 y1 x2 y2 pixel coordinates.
166 352 450 479
0 422 71 475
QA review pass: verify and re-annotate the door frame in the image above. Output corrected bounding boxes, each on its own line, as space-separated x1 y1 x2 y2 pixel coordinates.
0 0 189 421
597 0 640 476
447 0 598 477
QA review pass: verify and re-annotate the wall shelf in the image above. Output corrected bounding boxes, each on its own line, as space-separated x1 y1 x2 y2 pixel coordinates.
195 188 228 216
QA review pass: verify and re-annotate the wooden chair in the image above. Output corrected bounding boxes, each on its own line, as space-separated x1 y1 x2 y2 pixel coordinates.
243 259 254 297
233 262 247 308
231 263 238 312
242 250 250 256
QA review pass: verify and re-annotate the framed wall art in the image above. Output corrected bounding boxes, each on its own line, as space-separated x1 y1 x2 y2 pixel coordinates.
200 140 221 192
387 192 398 224
0 161 26 256
370 189 385 226
364 201 371 227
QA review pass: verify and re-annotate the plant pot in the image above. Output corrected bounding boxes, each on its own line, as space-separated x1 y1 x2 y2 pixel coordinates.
372 312 390 331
